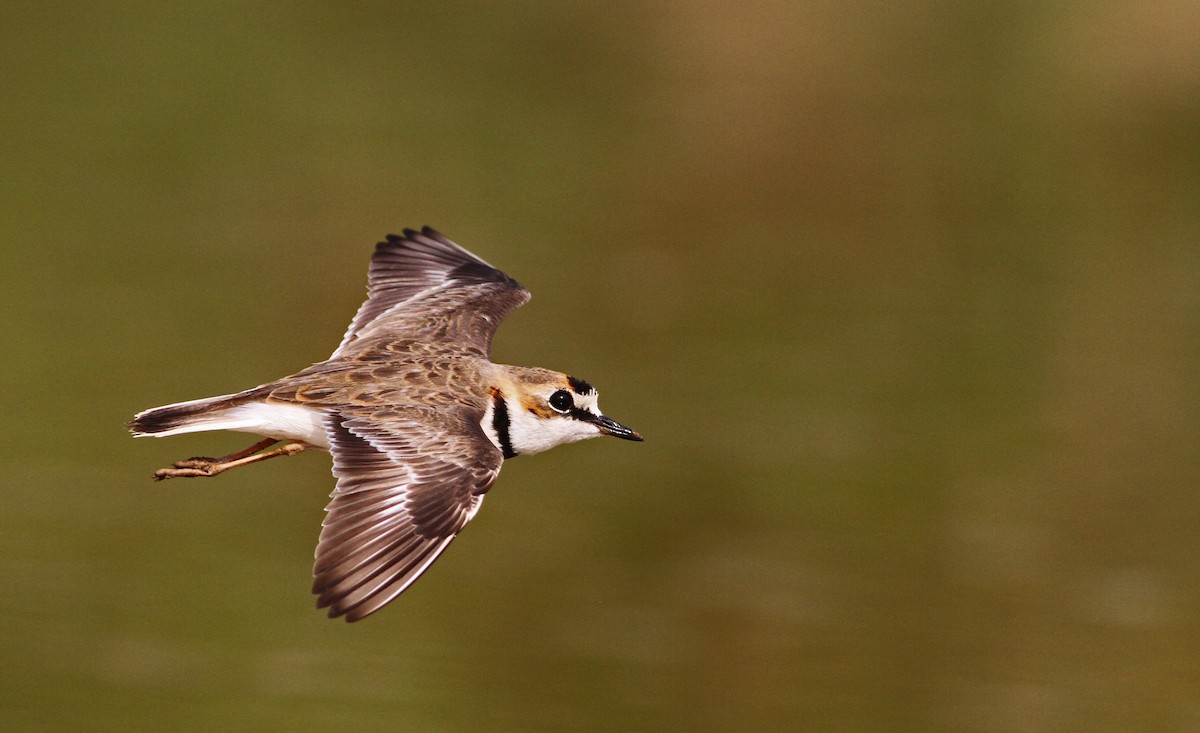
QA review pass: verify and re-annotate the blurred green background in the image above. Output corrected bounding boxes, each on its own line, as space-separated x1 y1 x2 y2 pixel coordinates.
3 2 1198 731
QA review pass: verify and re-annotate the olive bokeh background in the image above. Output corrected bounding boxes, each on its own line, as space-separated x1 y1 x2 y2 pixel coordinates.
3 3 1198 731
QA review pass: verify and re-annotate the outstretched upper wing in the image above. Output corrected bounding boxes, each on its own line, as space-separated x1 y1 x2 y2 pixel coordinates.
313 408 502 621
333 227 530 358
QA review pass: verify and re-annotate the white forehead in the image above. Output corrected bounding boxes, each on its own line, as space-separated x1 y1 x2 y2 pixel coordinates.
573 389 601 413
535 379 602 414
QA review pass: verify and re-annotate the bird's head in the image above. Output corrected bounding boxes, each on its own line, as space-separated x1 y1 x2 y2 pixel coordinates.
483 368 642 458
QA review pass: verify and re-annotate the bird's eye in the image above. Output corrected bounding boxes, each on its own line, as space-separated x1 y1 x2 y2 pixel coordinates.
549 390 574 413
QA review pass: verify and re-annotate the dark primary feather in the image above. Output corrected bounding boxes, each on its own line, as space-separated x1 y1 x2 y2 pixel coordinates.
333 227 530 358
314 409 502 621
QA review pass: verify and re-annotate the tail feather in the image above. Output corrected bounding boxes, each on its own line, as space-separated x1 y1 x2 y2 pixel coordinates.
130 392 256 437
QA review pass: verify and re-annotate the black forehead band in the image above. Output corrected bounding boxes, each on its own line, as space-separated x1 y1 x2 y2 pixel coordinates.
567 376 594 395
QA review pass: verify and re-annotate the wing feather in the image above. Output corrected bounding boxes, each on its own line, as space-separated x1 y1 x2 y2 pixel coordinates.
333 227 530 358
313 409 501 621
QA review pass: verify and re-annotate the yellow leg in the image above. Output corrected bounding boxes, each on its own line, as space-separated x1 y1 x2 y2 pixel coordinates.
152 439 308 480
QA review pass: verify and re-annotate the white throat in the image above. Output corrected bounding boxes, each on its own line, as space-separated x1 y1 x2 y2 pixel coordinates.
480 392 602 458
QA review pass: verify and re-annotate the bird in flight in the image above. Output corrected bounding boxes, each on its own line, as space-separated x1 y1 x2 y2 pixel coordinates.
131 227 642 621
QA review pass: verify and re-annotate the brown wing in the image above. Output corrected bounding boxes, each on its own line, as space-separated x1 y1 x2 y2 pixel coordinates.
333 227 530 358
313 408 502 621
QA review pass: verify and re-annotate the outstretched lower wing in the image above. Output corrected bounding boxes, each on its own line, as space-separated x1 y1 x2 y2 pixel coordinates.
313 409 502 621
333 227 530 358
